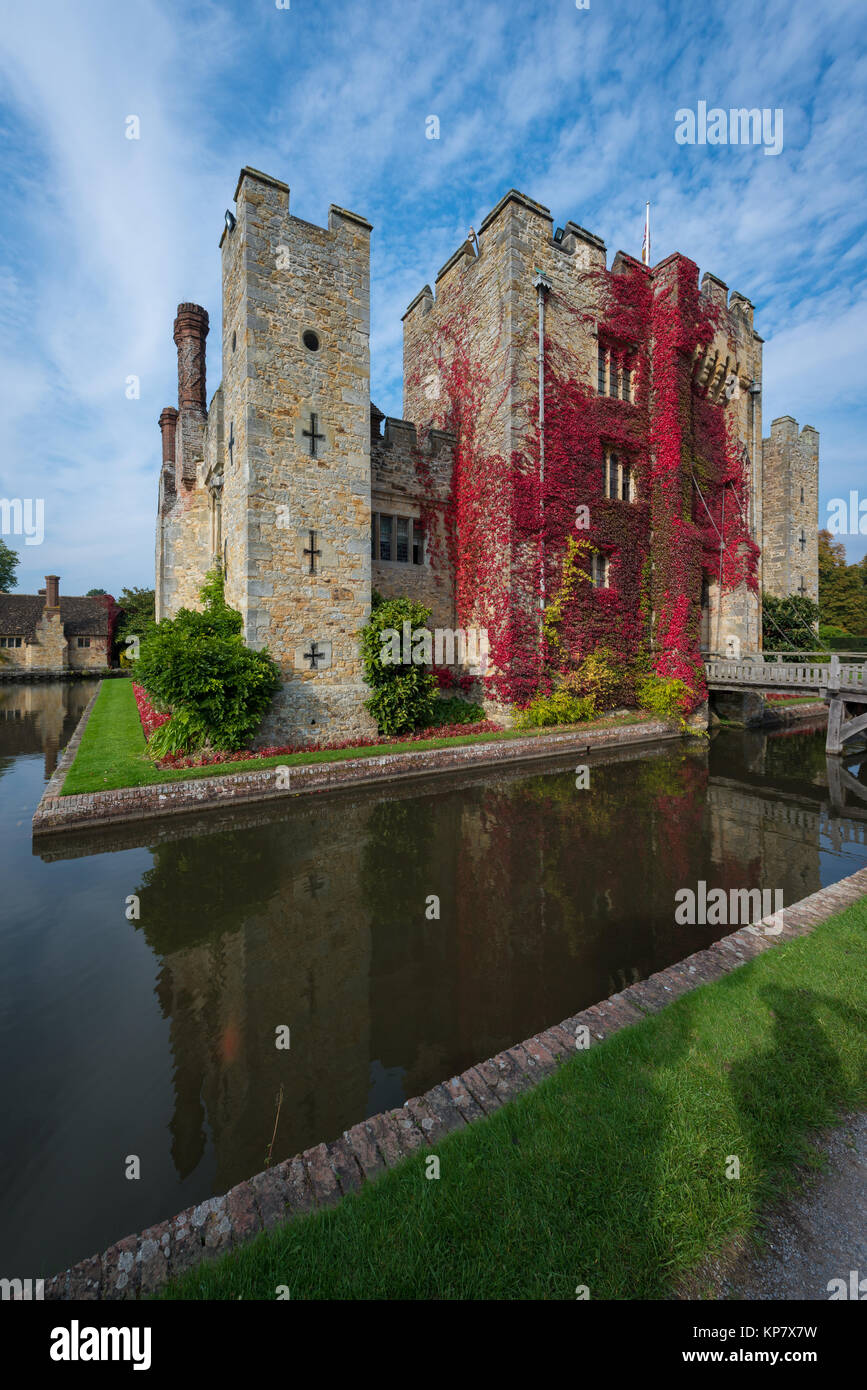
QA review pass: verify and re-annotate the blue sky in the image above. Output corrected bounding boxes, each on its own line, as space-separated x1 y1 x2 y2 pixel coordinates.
1 0 865 597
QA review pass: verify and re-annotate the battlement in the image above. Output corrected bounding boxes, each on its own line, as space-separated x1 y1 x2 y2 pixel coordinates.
403 186 606 322
766 416 820 452
558 221 607 256
219 166 371 249
610 250 648 280
373 414 455 463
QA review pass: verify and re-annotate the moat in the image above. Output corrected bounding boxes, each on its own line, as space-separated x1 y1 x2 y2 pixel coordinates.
2 680 867 1276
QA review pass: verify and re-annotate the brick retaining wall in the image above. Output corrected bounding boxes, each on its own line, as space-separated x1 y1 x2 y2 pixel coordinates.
43 864 867 1300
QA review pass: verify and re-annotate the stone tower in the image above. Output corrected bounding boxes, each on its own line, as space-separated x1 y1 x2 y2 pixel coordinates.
157 167 377 744
761 416 820 604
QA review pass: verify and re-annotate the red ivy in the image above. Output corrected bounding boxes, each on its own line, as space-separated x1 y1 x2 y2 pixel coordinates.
407 252 759 713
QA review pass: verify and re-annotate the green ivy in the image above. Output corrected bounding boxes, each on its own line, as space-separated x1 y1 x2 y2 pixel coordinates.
542 536 592 657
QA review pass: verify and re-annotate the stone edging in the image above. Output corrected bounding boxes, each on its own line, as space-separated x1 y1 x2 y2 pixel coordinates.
42 691 101 801
32 707 682 836
763 701 827 727
43 865 867 1300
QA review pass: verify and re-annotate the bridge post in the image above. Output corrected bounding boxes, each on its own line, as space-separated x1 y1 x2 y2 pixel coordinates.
826 697 844 755
826 755 845 805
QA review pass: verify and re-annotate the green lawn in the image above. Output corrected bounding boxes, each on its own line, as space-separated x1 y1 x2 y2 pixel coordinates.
766 696 826 707
62 678 149 793
60 679 647 796
161 900 867 1300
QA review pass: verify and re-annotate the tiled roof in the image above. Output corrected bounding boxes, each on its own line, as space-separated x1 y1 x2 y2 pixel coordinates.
0 594 111 641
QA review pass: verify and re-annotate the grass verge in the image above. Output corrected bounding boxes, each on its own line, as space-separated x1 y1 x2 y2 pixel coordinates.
60 679 650 795
61 678 148 793
160 899 867 1300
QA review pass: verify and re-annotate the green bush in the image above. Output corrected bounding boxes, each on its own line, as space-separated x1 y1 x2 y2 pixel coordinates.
134 570 281 756
635 672 691 725
513 690 597 729
559 646 624 707
359 597 438 736
432 696 487 726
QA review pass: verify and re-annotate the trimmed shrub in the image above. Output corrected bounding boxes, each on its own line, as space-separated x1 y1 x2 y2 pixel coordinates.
359 597 438 736
636 671 691 725
513 690 597 729
133 569 281 756
433 696 487 725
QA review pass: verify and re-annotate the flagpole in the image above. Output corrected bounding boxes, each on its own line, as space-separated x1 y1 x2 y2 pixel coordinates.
642 201 650 266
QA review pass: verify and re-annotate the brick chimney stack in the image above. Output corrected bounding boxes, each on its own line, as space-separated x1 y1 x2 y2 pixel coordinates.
45 575 59 609
159 406 178 465
158 406 178 503
173 303 209 415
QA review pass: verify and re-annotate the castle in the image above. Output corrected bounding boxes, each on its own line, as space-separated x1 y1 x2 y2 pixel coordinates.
155 167 818 743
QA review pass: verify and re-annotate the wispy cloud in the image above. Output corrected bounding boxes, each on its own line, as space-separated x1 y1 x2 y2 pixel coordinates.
1 0 865 594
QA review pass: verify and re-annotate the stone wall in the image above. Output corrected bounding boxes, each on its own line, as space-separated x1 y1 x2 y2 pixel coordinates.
25 610 67 672
371 414 455 629
402 191 607 702
761 416 820 604
0 639 28 669
67 638 109 670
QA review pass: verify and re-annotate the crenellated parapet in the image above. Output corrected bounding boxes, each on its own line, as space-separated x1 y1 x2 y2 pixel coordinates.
372 414 455 500
694 271 762 403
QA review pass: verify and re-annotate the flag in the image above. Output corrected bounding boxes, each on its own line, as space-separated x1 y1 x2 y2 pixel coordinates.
641 202 650 266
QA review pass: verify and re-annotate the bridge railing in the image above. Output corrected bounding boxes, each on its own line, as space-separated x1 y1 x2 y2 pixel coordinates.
704 653 867 692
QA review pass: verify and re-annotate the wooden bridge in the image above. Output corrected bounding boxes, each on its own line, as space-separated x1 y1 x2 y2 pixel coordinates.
703 653 867 755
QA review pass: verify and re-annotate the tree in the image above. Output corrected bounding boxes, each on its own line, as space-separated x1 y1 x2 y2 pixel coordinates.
762 591 820 653
86 588 107 596
818 530 867 634
116 586 156 659
0 540 19 592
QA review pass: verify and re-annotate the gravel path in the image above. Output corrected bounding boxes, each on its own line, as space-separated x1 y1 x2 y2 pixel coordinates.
719 1113 867 1300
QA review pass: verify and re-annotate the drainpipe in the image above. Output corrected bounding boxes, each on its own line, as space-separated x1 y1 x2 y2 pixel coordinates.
749 377 762 650
533 270 552 645
715 488 726 656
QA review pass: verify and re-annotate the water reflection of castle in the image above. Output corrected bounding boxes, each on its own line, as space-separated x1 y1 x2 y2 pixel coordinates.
127 731 865 1198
